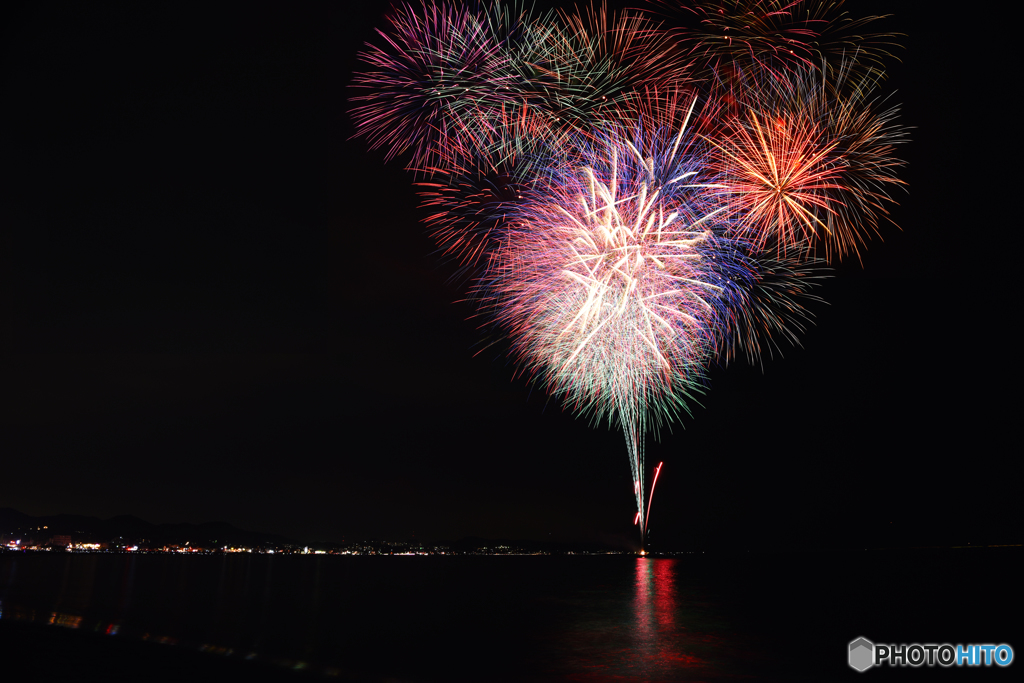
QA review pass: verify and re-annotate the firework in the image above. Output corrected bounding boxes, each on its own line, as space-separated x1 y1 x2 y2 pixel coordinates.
411 96 586 279
484 99 744 543
508 5 685 142
412 88 706 280
416 150 534 277
710 60 907 261
647 0 899 79
350 2 520 168
349 0 910 548
717 246 827 367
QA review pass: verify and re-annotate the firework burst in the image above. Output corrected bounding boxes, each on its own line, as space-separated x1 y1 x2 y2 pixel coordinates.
485 99 744 542
710 60 907 261
712 103 843 255
350 2 519 168
509 5 685 142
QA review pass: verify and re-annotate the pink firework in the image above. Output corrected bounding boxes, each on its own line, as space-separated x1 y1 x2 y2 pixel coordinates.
484 99 742 545
350 2 518 168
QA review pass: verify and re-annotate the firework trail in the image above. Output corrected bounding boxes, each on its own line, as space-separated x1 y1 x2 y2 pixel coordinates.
645 461 663 536
484 98 746 544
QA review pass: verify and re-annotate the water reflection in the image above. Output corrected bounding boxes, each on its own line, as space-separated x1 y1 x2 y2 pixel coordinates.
1 553 732 681
628 558 708 679
553 558 720 682
632 558 678 671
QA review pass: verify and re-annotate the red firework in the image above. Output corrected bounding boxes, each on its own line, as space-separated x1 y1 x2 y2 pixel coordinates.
714 107 843 255
710 62 907 261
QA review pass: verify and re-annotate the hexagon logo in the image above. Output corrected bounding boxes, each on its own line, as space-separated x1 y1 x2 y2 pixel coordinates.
849 637 874 672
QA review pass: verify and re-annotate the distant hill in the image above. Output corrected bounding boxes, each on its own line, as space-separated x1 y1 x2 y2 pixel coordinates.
0 508 297 548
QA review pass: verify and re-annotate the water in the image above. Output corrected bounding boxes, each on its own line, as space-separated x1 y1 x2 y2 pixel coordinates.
1 549 1019 681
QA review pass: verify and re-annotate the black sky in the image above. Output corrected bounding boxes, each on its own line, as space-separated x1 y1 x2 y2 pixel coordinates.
3 2 1014 550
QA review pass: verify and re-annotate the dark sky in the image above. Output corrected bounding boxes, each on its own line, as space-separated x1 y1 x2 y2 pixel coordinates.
3 2 1013 550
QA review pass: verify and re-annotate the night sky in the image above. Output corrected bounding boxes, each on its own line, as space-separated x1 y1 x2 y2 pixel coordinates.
4 2 1013 551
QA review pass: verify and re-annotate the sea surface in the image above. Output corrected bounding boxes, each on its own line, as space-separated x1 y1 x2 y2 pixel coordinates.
0 549 1019 681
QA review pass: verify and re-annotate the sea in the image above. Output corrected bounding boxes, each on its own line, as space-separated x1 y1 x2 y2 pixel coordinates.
0 548 1019 682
